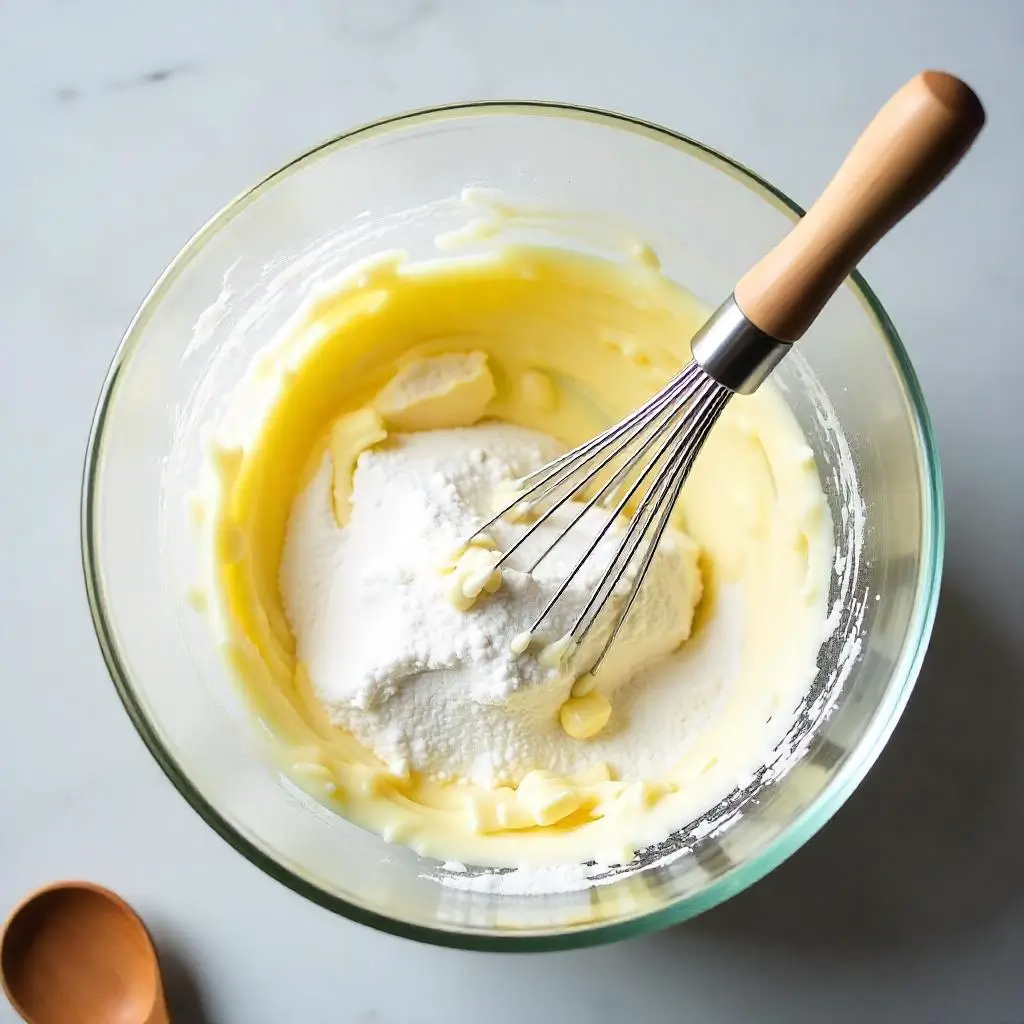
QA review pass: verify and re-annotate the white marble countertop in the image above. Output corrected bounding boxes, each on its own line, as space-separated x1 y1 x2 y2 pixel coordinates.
3 0 1022 1020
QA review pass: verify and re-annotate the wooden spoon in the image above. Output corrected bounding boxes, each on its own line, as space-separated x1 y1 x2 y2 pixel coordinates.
1 882 169 1024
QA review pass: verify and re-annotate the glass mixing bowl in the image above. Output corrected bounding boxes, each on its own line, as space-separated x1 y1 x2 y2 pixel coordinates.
82 103 942 950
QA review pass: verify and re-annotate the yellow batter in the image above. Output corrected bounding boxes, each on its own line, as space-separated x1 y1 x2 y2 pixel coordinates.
196 242 832 867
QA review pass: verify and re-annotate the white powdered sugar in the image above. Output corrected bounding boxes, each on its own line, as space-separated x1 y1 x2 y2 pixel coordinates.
279 422 731 788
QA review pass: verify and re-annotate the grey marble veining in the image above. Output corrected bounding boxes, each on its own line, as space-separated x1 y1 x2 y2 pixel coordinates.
2 0 1022 1021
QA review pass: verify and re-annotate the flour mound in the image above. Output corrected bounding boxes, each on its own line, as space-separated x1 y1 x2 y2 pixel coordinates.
280 423 702 786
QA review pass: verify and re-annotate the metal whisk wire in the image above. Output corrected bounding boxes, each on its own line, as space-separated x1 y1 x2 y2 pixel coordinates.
464 357 734 670
572 382 732 673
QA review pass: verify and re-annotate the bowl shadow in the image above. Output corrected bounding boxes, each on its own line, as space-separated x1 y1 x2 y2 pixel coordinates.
681 575 1024 952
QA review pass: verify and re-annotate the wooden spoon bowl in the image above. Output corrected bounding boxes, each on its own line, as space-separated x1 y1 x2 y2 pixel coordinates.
1 882 168 1024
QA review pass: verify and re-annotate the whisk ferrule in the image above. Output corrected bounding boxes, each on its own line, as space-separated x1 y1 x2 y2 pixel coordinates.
690 295 790 395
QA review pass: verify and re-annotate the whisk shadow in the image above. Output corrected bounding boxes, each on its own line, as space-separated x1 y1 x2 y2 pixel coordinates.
678 577 1024 952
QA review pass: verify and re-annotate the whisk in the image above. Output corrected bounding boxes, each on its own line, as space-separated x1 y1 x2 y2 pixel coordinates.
469 71 984 672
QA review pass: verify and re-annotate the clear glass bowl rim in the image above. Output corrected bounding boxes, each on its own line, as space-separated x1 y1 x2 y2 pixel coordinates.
81 100 944 952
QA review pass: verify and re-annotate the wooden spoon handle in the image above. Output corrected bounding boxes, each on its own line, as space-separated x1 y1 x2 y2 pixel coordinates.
734 71 984 342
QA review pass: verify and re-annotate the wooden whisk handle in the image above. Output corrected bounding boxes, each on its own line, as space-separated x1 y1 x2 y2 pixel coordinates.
734 71 985 342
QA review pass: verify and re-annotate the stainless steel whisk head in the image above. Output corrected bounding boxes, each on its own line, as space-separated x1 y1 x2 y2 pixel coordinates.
464 70 983 671
466 299 788 674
